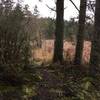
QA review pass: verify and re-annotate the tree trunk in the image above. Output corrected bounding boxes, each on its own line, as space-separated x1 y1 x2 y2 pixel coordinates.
53 0 64 63
74 0 87 65
90 0 100 76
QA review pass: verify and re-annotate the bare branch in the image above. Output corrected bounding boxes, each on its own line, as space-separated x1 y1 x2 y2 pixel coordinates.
69 0 80 12
46 4 56 12
46 4 67 12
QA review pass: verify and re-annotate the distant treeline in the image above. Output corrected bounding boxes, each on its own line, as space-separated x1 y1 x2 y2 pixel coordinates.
30 16 93 41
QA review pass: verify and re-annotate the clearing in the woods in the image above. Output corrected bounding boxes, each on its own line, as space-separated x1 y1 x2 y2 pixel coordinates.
33 40 91 63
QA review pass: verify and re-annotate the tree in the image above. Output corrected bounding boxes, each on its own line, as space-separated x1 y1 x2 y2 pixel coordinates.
89 0 100 76
64 18 78 41
46 18 55 39
74 0 87 65
53 0 64 63
0 0 31 75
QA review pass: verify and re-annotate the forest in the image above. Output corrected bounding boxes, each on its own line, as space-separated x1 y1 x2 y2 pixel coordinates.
0 0 100 100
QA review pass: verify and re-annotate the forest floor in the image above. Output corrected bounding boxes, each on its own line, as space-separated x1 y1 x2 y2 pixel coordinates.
1 40 100 100
0 63 100 100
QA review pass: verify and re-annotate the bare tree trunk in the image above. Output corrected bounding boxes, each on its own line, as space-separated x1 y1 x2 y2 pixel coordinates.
53 0 64 63
90 0 100 76
74 0 87 65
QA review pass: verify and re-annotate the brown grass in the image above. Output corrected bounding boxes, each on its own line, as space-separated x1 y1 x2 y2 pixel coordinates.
32 40 91 63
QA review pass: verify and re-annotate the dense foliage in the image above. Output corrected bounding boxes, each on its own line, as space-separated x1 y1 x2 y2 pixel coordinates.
0 0 99 100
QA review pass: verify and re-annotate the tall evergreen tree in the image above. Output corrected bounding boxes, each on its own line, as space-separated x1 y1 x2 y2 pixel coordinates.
74 0 87 65
53 0 64 63
90 0 100 76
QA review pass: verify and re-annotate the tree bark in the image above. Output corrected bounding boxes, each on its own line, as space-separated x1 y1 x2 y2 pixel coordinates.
74 0 87 65
53 0 64 63
90 0 100 76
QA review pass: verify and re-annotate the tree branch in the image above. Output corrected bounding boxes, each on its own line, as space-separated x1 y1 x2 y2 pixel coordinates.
46 4 67 12
46 4 56 12
69 0 80 12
